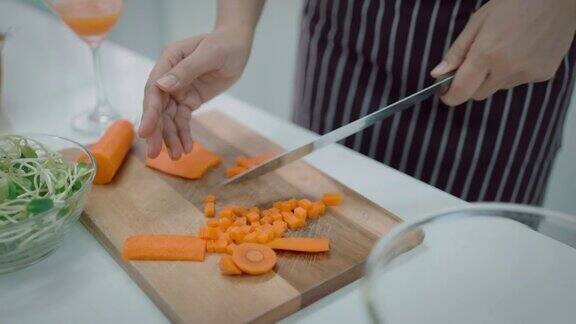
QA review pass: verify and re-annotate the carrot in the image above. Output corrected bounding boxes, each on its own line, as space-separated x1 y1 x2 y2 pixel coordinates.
247 153 274 166
242 232 259 243
257 229 274 244
146 143 221 180
232 243 277 275
293 207 308 221
282 211 305 230
235 156 254 168
219 255 243 275
122 235 206 261
246 211 260 224
226 165 247 178
272 220 287 237
90 119 134 184
204 194 216 204
298 199 312 211
322 193 342 206
308 201 326 218
226 243 237 255
271 211 283 222
233 216 247 227
219 217 233 232
199 226 219 240
287 199 299 211
274 201 292 212
204 202 215 218
229 227 246 242
214 239 228 253
260 215 273 225
266 237 330 253
207 219 219 227
240 225 252 234
206 240 215 253
219 208 235 221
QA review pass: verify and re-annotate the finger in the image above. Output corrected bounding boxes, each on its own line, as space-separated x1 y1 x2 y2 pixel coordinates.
471 73 504 101
162 104 184 160
431 10 487 77
139 84 165 138
441 54 488 106
175 105 194 153
146 123 164 158
156 43 220 93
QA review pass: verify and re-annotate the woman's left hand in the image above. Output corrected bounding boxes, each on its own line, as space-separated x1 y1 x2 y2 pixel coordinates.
431 0 576 106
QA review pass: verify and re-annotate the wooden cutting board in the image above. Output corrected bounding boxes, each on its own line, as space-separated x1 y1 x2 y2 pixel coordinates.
81 111 413 323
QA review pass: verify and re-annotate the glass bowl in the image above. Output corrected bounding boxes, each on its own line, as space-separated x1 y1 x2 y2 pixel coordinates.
0 134 96 274
362 203 576 323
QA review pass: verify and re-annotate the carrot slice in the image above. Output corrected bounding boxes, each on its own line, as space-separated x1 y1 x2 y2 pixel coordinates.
204 202 216 218
146 143 221 180
90 120 134 184
122 235 206 261
226 165 247 178
232 243 277 275
266 237 330 253
219 255 243 275
322 193 343 206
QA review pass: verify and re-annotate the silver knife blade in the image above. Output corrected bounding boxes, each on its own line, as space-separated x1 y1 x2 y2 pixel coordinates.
221 74 454 186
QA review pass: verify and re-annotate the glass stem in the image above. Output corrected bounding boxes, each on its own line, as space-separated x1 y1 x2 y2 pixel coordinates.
90 45 110 118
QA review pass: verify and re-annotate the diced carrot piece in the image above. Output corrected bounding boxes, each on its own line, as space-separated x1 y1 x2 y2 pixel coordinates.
248 153 274 166
298 199 312 211
249 206 260 214
250 221 261 227
122 235 205 261
257 229 274 244
322 193 343 206
204 194 216 204
241 225 252 234
287 199 298 211
235 155 254 168
270 211 282 221
294 207 307 221
233 216 247 227
261 209 272 218
146 143 221 180
218 232 230 242
219 217 233 232
308 201 326 218
230 205 247 216
274 201 292 212
243 232 259 243
226 242 237 255
260 223 273 231
246 211 260 224
199 226 219 240
206 240 215 253
219 254 243 275
229 227 246 242
266 237 330 252
272 220 287 237
219 208 236 221
207 219 219 227
260 215 273 225
226 165 247 178
214 239 228 253
282 211 305 230
204 202 216 218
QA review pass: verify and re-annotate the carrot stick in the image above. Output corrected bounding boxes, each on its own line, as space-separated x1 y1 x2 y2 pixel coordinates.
122 235 206 261
90 119 134 184
266 237 330 252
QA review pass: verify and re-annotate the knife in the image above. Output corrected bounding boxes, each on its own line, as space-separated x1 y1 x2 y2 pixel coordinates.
221 73 454 186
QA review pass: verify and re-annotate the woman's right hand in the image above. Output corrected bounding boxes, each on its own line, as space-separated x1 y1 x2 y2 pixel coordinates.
138 27 254 160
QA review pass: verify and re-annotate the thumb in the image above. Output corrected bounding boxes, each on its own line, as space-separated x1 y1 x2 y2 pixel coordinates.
155 44 219 92
431 11 485 77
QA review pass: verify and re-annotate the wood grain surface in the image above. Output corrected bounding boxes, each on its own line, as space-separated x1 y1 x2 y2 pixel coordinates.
81 111 407 323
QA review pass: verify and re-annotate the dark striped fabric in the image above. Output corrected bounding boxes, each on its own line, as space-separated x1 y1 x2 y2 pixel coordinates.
293 0 576 205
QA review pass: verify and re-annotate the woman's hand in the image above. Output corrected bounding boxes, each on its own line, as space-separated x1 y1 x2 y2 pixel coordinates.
431 0 576 106
139 27 253 159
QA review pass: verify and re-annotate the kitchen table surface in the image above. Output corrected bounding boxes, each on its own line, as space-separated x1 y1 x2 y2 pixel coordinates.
1 1 576 323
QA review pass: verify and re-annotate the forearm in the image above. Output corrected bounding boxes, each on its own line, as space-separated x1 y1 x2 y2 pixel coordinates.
215 0 265 37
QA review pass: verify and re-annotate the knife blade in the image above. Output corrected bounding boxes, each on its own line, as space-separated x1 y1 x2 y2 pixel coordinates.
221 73 454 186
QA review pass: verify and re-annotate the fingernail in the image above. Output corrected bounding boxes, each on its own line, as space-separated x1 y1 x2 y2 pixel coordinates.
156 74 178 89
431 61 450 76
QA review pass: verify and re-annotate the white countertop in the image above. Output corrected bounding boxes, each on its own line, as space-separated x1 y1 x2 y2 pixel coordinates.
1 2 576 323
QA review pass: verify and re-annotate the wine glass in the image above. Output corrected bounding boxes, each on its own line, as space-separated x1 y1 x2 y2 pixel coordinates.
44 0 124 134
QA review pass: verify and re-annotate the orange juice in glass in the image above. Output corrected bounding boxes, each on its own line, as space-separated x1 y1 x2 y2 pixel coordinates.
45 0 124 134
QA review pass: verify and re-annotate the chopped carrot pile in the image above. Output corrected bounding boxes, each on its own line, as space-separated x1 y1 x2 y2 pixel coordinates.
122 235 206 261
88 119 134 184
146 143 221 180
225 153 274 178
123 192 342 276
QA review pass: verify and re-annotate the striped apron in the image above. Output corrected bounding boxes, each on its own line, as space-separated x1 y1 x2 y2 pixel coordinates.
293 0 576 205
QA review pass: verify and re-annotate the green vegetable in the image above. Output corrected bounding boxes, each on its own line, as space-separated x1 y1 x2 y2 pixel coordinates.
27 198 54 215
